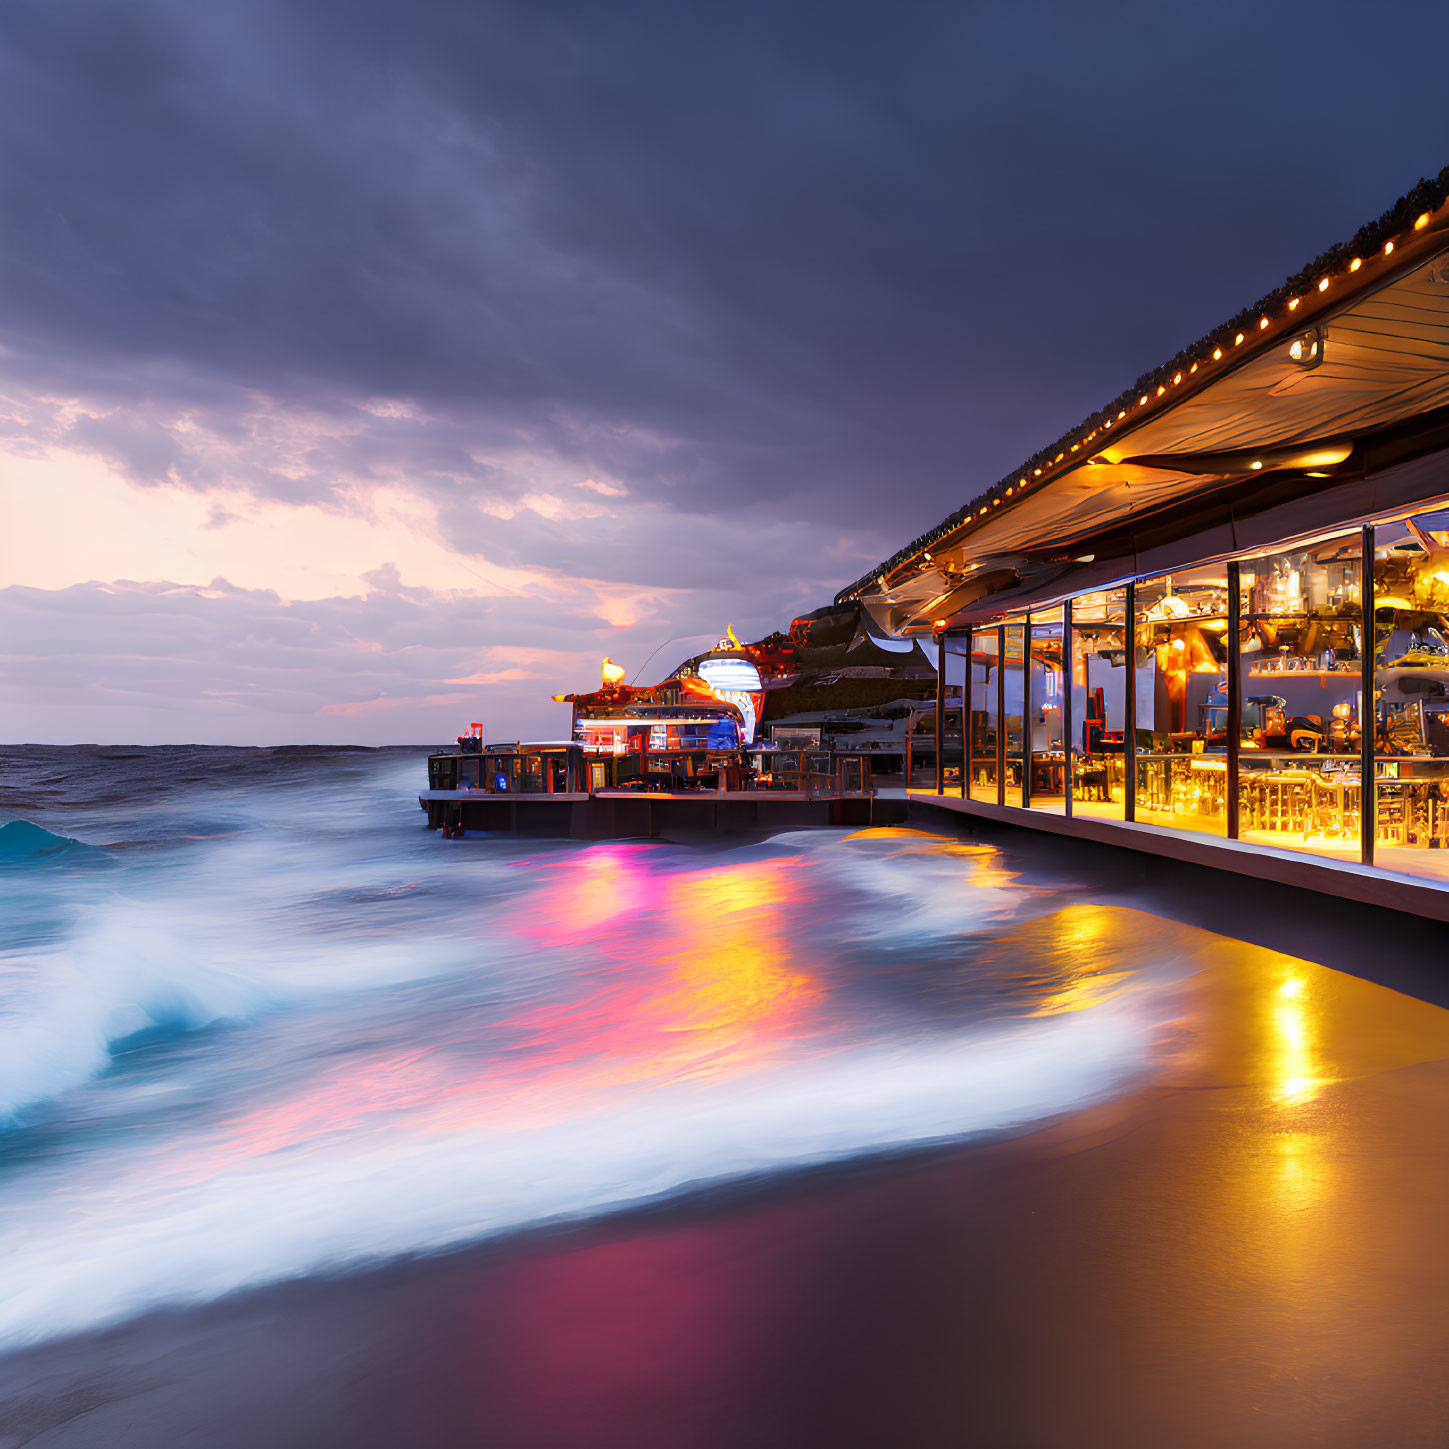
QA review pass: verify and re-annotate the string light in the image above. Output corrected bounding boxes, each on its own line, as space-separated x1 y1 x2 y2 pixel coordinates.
936 197 1438 549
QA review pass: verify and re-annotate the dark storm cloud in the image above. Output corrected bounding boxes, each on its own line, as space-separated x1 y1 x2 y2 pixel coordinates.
3 0 1449 542
0 564 807 745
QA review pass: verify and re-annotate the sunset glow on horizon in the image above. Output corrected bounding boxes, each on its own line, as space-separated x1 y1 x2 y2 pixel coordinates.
2 2 1441 744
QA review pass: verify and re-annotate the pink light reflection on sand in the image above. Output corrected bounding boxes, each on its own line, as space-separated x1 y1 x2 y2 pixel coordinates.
174 850 829 1180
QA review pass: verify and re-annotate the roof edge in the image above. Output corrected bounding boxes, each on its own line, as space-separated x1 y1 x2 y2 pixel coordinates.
836 163 1449 604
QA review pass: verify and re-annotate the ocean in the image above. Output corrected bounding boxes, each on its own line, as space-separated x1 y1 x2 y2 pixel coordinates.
0 744 1193 1352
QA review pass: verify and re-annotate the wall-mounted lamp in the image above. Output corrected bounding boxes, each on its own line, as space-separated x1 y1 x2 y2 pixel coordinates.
1288 325 1325 370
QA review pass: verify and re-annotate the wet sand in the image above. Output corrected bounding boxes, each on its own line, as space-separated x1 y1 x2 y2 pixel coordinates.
7 867 1449 1446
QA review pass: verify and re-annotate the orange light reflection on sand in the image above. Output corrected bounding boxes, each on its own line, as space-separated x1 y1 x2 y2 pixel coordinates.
1029 905 1134 1015
1270 971 1323 1105
652 862 818 1075
841 826 1019 891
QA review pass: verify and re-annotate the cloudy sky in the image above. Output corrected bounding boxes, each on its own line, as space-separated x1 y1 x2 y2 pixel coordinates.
3 0 1448 744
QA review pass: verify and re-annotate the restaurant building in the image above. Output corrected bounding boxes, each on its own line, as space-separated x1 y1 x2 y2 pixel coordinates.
840 167 1449 919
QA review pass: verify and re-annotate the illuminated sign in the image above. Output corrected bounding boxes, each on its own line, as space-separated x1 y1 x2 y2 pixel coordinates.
697 658 762 692
698 657 763 744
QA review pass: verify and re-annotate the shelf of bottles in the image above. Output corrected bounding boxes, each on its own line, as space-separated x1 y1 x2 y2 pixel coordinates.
947 504 1449 883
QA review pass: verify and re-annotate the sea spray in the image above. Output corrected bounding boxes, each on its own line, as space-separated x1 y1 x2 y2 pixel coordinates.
0 745 1197 1349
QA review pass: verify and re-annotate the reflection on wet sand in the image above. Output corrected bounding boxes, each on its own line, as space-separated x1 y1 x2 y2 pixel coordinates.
430 909 1449 1449
501 886 1449 1448
193 827 1025 1180
13 824 1449 1448
1016 923 1449 1446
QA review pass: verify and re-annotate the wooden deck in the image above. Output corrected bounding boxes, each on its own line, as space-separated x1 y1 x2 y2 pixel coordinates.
907 789 1449 924
419 789 906 839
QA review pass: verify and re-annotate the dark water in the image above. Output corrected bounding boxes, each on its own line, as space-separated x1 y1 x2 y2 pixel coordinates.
0 745 1195 1351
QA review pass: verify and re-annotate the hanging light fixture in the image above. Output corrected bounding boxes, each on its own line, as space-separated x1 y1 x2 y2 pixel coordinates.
1288 324 1325 370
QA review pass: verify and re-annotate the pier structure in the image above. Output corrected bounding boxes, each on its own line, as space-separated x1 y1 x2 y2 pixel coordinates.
421 635 906 838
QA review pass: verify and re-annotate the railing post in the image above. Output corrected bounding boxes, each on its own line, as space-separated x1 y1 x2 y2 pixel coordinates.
1124 581 1137 823
1227 561 1241 839
1361 524 1376 866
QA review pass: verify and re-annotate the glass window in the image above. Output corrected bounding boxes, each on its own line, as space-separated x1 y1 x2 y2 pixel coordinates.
939 636 968 792
969 629 999 804
1132 568 1230 836
1071 589 1128 820
1003 619 1026 807
1238 530 1363 860
1028 608 1066 813
1371 511 1449 883
487 756 519 792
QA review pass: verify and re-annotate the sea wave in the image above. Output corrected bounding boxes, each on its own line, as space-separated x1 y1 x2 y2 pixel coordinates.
0 819 102 866
0 1004 1151 1349
0 827 487 1123
0 747 1176 1353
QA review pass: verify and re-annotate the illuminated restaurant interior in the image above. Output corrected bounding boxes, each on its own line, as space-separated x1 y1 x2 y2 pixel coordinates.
840 168 1449 888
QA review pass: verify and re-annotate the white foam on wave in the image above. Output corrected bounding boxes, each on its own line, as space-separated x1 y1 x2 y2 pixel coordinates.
0 1004 1149 1350
0 829 493 1122
768 826 1029 943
